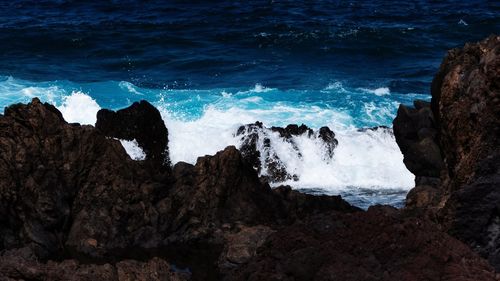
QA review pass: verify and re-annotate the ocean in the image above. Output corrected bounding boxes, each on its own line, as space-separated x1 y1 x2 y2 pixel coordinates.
0 0 498 208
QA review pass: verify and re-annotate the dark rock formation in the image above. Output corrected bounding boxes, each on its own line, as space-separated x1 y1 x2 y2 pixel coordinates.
2 66 500 281
0 99 359 280
0 98 158 260
433 35 500 269
225 206 496 281
96 100 170 168
393 100 443 179
0 248 189 281
235 122 338 183
394 35 500 269
393 100 444 208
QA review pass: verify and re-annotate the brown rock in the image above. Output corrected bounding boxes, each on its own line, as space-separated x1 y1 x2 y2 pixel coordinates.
394 35 500 270
225 207 497 281
96 100 171 169
0 248 189 281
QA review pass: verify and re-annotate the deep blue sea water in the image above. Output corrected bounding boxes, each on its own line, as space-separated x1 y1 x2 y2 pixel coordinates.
0 0 498 208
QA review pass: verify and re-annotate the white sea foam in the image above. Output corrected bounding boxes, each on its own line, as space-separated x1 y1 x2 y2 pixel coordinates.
156 103 414 191
0 77 414 194
361 87 391 96
56 91 101 125
119 81 144 95
119 139 147 160
274 128 413 190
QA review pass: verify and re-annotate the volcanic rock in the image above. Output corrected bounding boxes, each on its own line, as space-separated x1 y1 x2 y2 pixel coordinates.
96 100 170 168
394 35 500 269
225 206 497 281
235 122 338 183
432 35 500 269
0 99 358 280
0 248 189 281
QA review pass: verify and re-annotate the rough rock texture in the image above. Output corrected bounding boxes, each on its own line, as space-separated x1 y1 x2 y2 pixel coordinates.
1 87 499 280
393 100 444 208
433 35 500 269
0 99 358 280
226 206 496 281
235 122 338 182
96 100 170 168
0 248 189 281
0 98 159 259
394 35 500 269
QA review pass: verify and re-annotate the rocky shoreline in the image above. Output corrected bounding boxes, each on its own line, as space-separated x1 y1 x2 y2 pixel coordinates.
0 35 498 280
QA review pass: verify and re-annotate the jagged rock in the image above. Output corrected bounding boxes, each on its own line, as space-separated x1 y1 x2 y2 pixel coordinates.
393 100 444 210
394 35 500 270
0 99 359 280
225 206 497 281
160 148 359 241
0 98 160 259
235 122 338 183
393 100 443 179
270 124 313 139
0 248 190 281
431 35 500 269
96 100 170 168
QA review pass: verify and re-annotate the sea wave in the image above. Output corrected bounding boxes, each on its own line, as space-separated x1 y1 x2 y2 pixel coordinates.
0 76 429 206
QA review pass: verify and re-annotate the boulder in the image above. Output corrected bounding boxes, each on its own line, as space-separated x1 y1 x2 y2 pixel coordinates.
0 98 159 259
96 100 170 169
431 35 500 269
394 35 500 269
235 122 338 183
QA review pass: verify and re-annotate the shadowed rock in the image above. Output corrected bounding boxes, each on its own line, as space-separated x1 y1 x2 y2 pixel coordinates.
225 206 496 281
96 100 170 169
0 99 358 280
235 122 338 183
393 35 500 269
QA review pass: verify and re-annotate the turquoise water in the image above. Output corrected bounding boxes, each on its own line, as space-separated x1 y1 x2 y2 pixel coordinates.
0 76 430 208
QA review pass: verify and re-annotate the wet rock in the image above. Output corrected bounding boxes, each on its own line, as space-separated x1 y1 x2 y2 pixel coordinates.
235 122 338 183
270 124 313 139
225 206 497 281
96 100 170 168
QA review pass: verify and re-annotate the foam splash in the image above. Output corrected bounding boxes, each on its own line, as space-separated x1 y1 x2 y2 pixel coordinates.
361 87 391 96
0 77 425 207
119 139 147 161
56 91 101 125
275 129 412 190
158 103 414 191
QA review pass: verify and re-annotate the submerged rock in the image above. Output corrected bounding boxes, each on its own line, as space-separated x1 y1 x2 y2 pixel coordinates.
235 122 338 183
